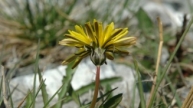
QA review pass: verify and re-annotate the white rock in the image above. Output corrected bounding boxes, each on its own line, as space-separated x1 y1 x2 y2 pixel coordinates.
142 2 184 29
10 58 138 107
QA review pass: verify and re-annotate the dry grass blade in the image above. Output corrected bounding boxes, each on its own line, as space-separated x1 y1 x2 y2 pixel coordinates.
181 86 193 108
147 17 163 108
1 65 11 108
17 93 28 108
17 92 30 108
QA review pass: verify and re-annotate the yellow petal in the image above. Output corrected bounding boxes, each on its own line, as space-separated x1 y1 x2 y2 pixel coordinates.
59 38 83 47
98 23 104 47
66 31 91 46
69 30 90 41
59 38 79 44
104 28 128 47
114 37 137 47
85 22 97 44
105 37 133 48
103 28 122 47
94 21 104 47
75 25 87 36
111 28 123 38
113 37 136 44
104 22 114 44
112 28 128 41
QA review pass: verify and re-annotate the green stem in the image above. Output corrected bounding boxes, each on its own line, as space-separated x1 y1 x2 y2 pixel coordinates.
90 66 100 108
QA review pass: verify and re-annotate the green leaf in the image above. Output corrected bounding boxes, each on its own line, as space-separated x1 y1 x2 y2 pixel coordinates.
68 84 82 106
81 87 118 108
25 90 33 108
49 71 121 108
54 62 77 108
78 77 121 108
105 84 113 99
63 77 121 106
98 87 117 108
77 77 121 95
136 8 154 35
102 93 123 108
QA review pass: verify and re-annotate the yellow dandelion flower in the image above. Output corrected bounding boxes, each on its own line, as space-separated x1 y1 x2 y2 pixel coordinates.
59 19 136 68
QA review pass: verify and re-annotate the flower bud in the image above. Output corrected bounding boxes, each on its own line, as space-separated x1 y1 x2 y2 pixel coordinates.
90 48 106 66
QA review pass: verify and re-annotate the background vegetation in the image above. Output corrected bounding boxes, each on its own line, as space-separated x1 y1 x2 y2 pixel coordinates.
0 0 193 108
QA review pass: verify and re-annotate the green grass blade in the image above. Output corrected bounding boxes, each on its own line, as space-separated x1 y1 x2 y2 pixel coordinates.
36 67 49 106
43 83 65 108
165 75 182 106
133 60 146 108
31 39 40 108
38 76 49 106
66 0 78 15
34 38 49 106
8 84 19 108
0 77 3 106
26 0 34 27
28 79 47 108
31 69 37 108
37 72 49 106
148 17 193 108
130 80 137 108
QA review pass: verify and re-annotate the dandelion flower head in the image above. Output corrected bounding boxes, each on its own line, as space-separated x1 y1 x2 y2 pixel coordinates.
59 19 136 68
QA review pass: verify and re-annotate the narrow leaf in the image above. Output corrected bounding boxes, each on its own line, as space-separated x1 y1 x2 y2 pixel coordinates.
54 62 77 108
103 93 123 108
